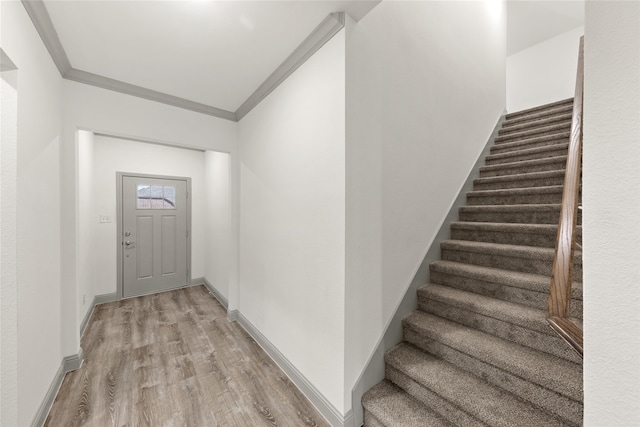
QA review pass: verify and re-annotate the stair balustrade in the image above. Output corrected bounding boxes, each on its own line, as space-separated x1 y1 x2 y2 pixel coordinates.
547 36 584 357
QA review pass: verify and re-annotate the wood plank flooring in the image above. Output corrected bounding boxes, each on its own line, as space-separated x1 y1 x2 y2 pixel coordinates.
45 286 329 427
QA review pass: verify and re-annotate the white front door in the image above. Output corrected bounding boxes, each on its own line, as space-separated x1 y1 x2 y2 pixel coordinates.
121 175 189 298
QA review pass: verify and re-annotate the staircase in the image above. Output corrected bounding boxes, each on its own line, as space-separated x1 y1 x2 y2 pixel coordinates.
362 98 583 427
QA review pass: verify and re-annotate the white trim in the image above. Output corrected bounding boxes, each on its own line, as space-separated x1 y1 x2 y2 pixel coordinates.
30 350 83 427
234 311 349 427
21 1 345 122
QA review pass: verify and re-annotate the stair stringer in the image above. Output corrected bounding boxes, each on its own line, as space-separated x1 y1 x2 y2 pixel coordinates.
349 113 506 427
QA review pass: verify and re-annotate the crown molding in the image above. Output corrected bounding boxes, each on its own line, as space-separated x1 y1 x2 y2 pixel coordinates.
65 68 238 121
22 1 345 123
21 0 71 75
235 12 345 120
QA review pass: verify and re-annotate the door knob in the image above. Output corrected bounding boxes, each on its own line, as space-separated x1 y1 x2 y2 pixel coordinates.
124 241 135 246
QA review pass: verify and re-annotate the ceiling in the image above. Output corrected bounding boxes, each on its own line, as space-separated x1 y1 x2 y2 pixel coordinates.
507 1 584 55
34 1 584 120
41 0 380 117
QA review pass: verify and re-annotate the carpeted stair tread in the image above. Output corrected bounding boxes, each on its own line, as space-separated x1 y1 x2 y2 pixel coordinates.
458 203 582 225
385 343 569 427
450 221 582 248
473 170 566 191
362 380 454 427
451 221 582 248
486 143 569 165
417 283 582 363
418 282 551 334
499 112 573 135
504 106 574 129
429 260 583 301
495 122 571 144
505 98 573 121
441 239 582 280
466 185 564 205
365 98 583 426
403 311 583 403
480 156 568 177
490 132 571 153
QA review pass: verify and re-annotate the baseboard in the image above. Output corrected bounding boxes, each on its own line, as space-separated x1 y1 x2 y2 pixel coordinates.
203 278 229 309
227 309 238 322
79 299 94 337
30 349 84 427
234 311 348 427
80 292 117 337
349 113 507 427
95 292 117 305
190 276 205 286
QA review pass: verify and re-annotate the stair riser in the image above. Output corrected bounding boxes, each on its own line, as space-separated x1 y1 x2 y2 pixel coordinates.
486 147 569 166
385 367 482 427
473 174 565 191
440 247 583 281
403 326 583 425
429 268 583 318
495 125 572 144
417 298 581 363
480 159 567 177
467 191 563 206
450 227 557 248
501 115 573 133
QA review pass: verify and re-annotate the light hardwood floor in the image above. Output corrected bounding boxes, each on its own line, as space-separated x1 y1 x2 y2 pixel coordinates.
45 286 329 427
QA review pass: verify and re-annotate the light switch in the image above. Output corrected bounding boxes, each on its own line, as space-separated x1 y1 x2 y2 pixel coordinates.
99 215 112 223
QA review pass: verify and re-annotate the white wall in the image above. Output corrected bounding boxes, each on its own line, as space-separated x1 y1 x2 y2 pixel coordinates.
238 30 346 414
0 62 18 426
0 2 64 425
583 1 640 425
507 26 584 113
344 0 506 416
204 151 231 299
90 136 206 296
77 130 95 327
60 80 238 358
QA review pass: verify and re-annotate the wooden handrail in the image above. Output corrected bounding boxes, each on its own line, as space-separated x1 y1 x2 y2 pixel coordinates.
547 36 584 357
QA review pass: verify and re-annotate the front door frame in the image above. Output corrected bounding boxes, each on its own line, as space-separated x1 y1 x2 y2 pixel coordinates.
116 172 192 300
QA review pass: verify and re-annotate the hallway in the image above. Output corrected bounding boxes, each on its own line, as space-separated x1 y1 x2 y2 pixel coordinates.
45 286 328 426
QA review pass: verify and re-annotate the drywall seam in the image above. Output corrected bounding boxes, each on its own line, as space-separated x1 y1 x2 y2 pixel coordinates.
349 114 506 427
30 350 83 427
21 1 345 123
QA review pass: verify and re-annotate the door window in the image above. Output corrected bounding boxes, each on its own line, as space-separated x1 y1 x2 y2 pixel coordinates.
137 184 176 209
